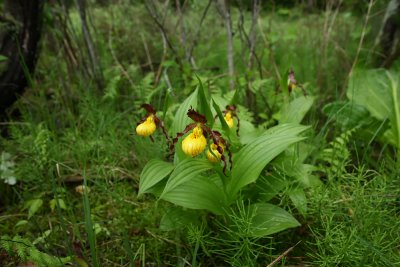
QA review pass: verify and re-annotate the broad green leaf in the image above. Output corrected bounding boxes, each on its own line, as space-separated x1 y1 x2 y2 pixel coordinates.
254 174 287 202
196 74 214 126
0 55 8 62
249 203 300 237
212 99 230 133
347 69 400 148
273 147 322 188
27 199 43 219
295 164 321 187
170 89 198 136
239 120 261 145
138 159 174 196
161 176 227 215
230 88 240 104
280 96 314 124
227 124 309 198
160 207 201 231
347 69 392 121
323 101 369 130
288 187 307 215
212 94 228 110
161 158 214 197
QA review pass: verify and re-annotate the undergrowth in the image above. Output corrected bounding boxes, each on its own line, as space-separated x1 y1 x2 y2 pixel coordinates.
1 1 399 266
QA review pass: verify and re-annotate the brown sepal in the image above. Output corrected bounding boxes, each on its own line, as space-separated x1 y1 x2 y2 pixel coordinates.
187 108 207 123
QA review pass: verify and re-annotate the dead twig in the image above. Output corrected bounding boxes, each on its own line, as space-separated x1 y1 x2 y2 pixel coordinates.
266 241 302 267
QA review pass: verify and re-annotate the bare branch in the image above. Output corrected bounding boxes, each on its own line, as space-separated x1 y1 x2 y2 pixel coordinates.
76 0 104 89
248 0 261 70
144 0 177 56
175 0 190 62
219 0 235 90
188 0 213 67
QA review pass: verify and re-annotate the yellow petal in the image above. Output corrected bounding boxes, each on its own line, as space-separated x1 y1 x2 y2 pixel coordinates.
224 112 234 128
136 116 156 137
182 128 207 157
207 143 223 162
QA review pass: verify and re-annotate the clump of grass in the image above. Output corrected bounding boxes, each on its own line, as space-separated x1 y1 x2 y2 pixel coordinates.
306 166 400 266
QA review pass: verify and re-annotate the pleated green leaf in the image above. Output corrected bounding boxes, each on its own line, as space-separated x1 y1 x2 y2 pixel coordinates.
212 99 230 133
347 69 400 148
227 124 309 198
288 187 308 215
170 89 198 136
280 96 314 124
323 101 370 130
249 203 300 237
347 69 392 121
138 159 174 196
161 176 227 215
196 75 214 126
159 207 201 231
161 158 214 197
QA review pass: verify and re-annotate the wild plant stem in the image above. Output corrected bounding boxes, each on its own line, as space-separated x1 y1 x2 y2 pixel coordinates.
388 72 400 163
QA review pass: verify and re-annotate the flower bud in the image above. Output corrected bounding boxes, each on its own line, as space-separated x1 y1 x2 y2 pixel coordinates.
224 111 234 128
136 115 156 137
207 143 223 162
182 126 207 157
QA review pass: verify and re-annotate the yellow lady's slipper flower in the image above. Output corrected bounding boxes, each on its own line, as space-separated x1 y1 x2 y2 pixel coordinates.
182 126 207 157
287 69 307 96
207 143 223 162
224 111 234 128
136 115 156 137
170 108 232 174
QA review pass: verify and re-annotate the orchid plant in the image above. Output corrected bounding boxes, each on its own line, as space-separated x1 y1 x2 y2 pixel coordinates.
136 76 313 238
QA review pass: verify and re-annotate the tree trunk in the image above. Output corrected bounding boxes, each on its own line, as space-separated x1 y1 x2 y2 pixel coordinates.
0 0 43 115
375 0 400 68
221 0 235 90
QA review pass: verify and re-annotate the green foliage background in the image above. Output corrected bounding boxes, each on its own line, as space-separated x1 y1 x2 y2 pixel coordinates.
1 0 400 266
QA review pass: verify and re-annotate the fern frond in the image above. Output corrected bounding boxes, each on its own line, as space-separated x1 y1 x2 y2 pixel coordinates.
0 235 68 266
320 128 356 178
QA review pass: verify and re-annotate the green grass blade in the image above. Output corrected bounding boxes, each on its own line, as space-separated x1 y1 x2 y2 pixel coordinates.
82 175 99 267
